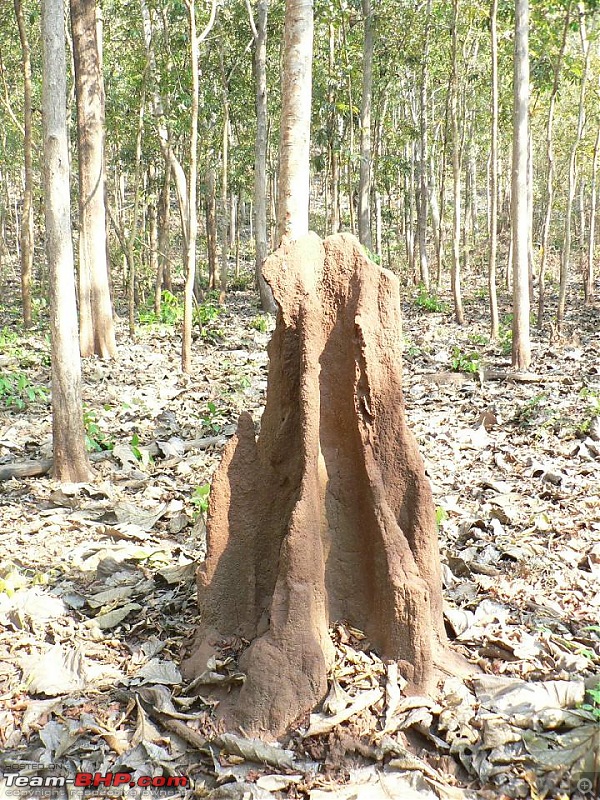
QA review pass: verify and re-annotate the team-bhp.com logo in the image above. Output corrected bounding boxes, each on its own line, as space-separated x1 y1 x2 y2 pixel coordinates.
2 772 189 791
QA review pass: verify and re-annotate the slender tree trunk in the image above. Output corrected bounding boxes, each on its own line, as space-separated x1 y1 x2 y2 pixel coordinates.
252 0 276 311
511 0 531 369
488 0 499 339
42 0 92 483
538 5 570 328
206 166 218 289
277 0 314 242
417 0 432 289
219 74 229 301
182 0 200 373
585 126 599 304
14 0 34 329
557 3 590 332
450 0 464 324
155 159 172 314
357 0 373 250
71 0 116 359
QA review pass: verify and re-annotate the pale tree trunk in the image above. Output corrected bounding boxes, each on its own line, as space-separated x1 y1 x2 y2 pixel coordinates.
71 0 116 359
585 125 599 304
155 160 172 315
42 0 92 483
417 0 432 289
511 0 531 370
218 51 229 302
488 0 499 339
182 0 200 374
277 0 314 242
249 0 275 311
557 3 590 333
537 4 570 327
340 10 355 235
14 0 34 329
327 23 340 235
450 0 464 324
357 0 373 250
206 165 218 289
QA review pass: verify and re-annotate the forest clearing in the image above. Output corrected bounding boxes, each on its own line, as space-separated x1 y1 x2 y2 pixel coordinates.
0 263 599 799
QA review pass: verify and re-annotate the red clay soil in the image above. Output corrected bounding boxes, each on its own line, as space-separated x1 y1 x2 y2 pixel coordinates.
183 233 447 737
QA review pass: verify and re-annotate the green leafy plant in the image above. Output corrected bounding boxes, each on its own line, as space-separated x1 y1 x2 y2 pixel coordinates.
200 401 226 434
468 332 488 346
451 347 480 374
250 314 269 333
191 483 211 516
415 284 449 313
0 372 48 410
83 408 113 452
581 682 600 722
363 246 381 266
193 298 224 341
130 433 143 461
139 290 183 326
513 393 548 426
577 388 600 435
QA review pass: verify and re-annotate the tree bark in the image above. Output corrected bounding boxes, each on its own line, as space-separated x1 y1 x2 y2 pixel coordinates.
511 0 531 370
557 3 590 333
71 0 116 359
357 0 373 250
252 0 276 311
417 0 431 289
488 0 499 339
585 125 599 304
276 0 314 242
537 4 570 328
14 0 34 329
42 0 92 483
450 0 464 324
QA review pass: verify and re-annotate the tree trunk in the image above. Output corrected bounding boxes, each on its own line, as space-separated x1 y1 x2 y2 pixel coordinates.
206 166 218 289
450 0 464 324
276 0 314 242
357 0 373 250
417 0 432 290
511 0 531 370
585 125 599 304
183 233 448 737
557 3 590 333
42 0 92 483
155 160 172 315
488 0 499 339
182 0 200 374
537 4 570 328
14 0 34 329
71 0 116 359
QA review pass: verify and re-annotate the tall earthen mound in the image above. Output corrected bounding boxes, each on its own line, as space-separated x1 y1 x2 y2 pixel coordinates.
183 233 446 736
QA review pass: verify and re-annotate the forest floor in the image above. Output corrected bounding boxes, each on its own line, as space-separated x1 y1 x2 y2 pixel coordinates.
0 267 599 800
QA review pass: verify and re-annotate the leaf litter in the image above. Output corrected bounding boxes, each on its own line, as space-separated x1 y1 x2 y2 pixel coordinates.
0 285 598 799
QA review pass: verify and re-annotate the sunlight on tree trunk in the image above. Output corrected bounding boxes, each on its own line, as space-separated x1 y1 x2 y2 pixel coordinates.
585 126 599 305
357 0 373 251
276 0 313 243
42 0 92 483
488 0 499 340
511 0 531 370
71 0 117 359
14 0 33 329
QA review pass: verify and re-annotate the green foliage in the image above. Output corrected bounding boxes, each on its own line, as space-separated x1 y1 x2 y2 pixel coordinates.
513 393 548 426
0 372 48 410
451 347 480 374
249 314 269 333
468 332 488 346
191 483 211 516
193 298 224 342
229 272 255 291
129 432 143 462
435 506 447 529
363 246 382 266
200 401 226 434
578 388 600 434
83 409 114 452
415 285 449 313
139 290 183 326
581 682 600 722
